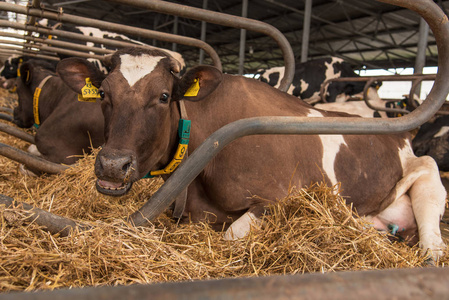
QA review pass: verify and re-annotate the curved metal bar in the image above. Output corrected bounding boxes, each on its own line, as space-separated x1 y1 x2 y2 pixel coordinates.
0 142 68 174
0 123 35 144
362 78 410 115
0 113 13 122
0 3 222 71
0 107 13 114
129 0 449 225
105 0 294 92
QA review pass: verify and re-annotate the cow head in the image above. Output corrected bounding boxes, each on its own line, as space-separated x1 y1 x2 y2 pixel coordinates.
57 48 222 196
13 59 56 128
0 56 24 81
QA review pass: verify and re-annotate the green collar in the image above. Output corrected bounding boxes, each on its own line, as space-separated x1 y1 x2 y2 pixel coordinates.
143 118 191 178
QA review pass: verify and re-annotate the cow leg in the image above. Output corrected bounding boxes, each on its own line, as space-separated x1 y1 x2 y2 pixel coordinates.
223 210 262 240
27 144 42 157
407 156 446 259
18 145 43 177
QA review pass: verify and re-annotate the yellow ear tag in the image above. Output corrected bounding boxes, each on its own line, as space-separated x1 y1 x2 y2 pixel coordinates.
78 77 101 102
184 78 200 97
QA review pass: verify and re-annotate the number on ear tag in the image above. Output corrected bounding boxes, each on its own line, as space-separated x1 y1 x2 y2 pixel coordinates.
184 78 200 97
78 77 101 102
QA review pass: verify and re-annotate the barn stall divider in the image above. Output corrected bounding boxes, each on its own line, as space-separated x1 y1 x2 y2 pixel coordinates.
0 0 296 172
0 0 448 298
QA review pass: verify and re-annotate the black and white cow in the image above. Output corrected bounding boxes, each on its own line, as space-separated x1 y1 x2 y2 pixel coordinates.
413 115 449 171
256 57 373 103
314 88 418 118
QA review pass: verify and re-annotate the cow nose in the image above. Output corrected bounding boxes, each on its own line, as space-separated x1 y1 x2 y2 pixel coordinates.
95 149 137 182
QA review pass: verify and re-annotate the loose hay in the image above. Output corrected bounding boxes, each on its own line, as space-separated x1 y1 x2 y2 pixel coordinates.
0 89 448 293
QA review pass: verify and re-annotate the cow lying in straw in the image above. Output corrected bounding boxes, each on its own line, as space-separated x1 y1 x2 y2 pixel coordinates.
57 48 446 260
13 59 104 166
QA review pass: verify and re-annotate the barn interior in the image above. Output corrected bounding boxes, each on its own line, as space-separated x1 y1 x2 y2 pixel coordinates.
0 0 449 298
1 0 448 73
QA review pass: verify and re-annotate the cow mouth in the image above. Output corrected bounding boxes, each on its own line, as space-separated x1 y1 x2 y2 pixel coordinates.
96 179 132 196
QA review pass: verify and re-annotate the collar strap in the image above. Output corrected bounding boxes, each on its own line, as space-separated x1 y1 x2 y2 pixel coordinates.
143 101 190 178
16 58 23 77
33 75 52 128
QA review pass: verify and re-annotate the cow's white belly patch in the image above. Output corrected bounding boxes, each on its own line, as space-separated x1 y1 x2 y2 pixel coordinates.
320 135 347 186
120 54 164 87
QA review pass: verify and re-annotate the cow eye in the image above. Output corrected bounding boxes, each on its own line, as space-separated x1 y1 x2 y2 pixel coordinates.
99 90 105 99
160 93 170 103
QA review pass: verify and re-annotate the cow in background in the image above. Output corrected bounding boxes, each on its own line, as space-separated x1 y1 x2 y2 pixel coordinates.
57 48 446 261
413 115 449 172
256 57 373 103
13 59 104 166
314 88 418 118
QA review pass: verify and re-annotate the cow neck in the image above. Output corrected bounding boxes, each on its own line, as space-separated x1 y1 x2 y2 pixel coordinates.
32 75 53 129
143 100 190 179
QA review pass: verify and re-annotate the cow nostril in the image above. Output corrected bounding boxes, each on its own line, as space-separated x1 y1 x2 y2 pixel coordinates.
122 162 132 173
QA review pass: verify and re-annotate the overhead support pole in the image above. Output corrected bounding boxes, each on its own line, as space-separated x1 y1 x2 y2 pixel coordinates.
238 0 249 75
172 15 178 52
199 0 208 64
414 17 429 97
301 0 312 63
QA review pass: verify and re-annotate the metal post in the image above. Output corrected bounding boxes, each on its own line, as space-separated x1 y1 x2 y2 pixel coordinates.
238 0 249 75
414 17 429 97
172 15 178 52
152 14 159 46
199 0 208 64
301 0 312 63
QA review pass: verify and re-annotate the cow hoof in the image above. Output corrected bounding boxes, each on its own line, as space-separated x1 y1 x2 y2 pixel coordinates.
18 164 38 177
420 237 446 263
96 179 132 196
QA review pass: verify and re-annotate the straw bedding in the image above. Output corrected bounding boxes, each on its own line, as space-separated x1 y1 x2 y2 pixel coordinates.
0 88 447 293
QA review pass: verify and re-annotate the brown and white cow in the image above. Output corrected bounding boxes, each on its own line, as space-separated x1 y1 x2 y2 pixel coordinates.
13 59 105 165
57 48 446 260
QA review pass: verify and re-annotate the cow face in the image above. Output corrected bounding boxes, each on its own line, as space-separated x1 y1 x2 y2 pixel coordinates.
57 48 221 196
0 56 23 80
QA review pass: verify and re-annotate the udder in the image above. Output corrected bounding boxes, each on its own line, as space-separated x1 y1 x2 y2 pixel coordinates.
365 194 419 245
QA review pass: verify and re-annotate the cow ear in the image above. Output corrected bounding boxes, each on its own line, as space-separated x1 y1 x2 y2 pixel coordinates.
56 57 105 93
19 62 33 85
174 66 222 101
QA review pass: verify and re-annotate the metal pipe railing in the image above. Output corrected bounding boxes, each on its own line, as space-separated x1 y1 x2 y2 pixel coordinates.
0 49 59 61
0 2 222 71
129 0 449 225
105 0 295 91
0 31 113 55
